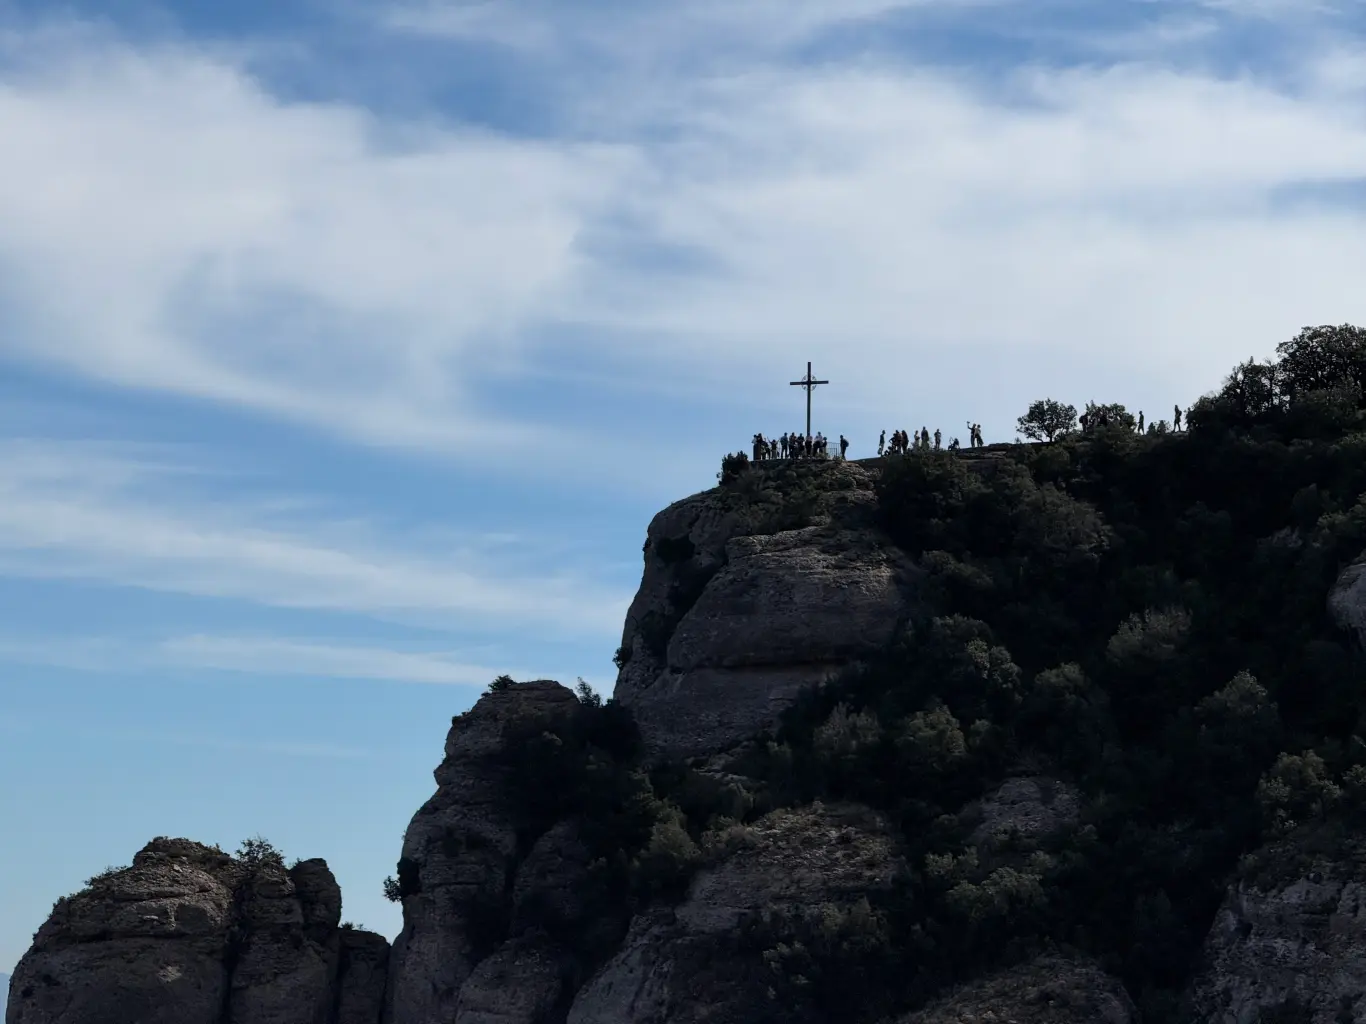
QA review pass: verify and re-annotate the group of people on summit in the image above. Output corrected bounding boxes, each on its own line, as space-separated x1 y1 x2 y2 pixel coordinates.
879 423 984 455
752 431 851 462
745 404 1185 465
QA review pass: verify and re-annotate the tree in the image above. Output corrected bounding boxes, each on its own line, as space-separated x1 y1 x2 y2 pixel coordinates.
1275 324 1366 402
1016 399 1078 442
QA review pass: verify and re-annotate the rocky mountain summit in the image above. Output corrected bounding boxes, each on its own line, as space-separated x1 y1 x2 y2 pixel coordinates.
17 338 1366 1024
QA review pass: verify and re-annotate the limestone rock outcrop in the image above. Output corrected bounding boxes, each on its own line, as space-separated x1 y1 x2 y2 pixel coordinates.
567 802 905 1024
896 953 1138 1024
335 930 390 1024
4 838 386 1024
615 462 919 761
385 680 586 1024
1184 824 1366 1024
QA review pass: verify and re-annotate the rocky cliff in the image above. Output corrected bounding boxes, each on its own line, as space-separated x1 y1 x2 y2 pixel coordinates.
5 839 386 1024
14 449 1366 1024
613 459 920 761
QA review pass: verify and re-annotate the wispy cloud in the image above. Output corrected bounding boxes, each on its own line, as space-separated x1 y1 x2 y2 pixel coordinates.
0 440 630 635
0 632 527 686
158 635 524 685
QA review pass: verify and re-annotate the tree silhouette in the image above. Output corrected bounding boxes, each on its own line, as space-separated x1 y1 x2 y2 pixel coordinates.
1016 398 1078 441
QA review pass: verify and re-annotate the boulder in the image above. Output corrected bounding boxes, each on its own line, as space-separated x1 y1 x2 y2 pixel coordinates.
1185 823 1366 1023
385 681 582 1024
896 953 1138 1024
567 802 904 1024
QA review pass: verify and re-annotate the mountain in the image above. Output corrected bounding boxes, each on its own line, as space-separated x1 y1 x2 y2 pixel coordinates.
10 324 1366 1023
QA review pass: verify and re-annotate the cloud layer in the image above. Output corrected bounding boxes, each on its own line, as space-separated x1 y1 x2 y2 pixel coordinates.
1 5 1364 467
0 440 630 636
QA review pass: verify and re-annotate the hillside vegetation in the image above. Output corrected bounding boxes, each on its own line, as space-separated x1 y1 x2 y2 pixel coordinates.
483 325 1366 1023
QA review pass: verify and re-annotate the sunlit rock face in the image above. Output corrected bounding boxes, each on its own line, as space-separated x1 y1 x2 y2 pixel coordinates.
614 463 920 761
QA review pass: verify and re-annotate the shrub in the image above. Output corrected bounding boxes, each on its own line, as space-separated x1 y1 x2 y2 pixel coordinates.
719 451 751 483
487 674 516 693
236 836 285 870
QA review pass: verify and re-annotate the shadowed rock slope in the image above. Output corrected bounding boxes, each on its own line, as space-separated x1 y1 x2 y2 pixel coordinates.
21 325 1366 1023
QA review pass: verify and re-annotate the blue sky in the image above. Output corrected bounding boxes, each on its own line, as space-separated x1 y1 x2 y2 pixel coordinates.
2 0 1365 971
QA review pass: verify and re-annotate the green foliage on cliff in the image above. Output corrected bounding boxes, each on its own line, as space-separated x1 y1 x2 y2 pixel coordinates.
439 324 1366 1022
743 324 1366 1019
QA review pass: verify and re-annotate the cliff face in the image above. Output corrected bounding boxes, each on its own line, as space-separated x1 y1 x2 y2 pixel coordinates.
15 456 1366 1024
613 460 919 761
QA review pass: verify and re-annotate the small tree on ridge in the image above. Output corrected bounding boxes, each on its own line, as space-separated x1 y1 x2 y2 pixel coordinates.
1017 399 1078 442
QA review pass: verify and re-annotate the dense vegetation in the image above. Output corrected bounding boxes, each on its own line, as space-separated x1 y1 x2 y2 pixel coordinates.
743 324 1366 1020
399 325 1366 1023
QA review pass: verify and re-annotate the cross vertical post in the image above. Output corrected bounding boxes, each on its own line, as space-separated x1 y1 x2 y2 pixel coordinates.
789 361 829 443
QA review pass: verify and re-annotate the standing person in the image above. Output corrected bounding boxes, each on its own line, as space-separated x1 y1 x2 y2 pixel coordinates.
878 430 886 456
1138 411 1144 434
840 434 849 459
934 428 942 450
780 432 789 459
1174 404 1183 431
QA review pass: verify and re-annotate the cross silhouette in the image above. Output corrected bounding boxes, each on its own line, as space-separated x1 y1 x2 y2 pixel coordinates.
789 361 828 443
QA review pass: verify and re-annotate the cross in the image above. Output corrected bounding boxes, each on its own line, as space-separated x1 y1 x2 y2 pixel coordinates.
789 361 828 443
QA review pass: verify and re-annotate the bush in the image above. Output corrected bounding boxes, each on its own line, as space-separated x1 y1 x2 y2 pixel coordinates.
719 451 751 484
487 674 516 693
236 836 285 870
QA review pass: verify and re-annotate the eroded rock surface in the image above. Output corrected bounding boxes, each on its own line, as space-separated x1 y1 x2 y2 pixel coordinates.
961 776 1083 848
385 680 583 1024
222 858 338 1024
5 838 383 1024
6 840 238 1024
567 802 904 1024
452 936 566 1024
1185 825 1366 1024
335 930 390 1024
616 464 917 760
897 954 1138 1024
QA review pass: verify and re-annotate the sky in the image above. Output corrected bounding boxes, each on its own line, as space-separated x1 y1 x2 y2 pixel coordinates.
1 0 1365 973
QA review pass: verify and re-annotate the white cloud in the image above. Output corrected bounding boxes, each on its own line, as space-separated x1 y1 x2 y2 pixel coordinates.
0 28 635 456
0 440 631 636
0 11 1364 460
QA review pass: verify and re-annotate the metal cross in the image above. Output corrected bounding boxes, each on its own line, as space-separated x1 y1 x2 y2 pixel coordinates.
789 361 828 443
